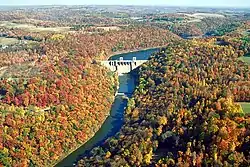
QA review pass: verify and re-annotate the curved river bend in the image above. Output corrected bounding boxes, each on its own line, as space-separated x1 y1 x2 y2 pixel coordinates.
55 48 159 167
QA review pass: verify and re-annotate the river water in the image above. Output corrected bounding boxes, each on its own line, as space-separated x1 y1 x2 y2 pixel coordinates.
109 48 158 60
55 48 159 167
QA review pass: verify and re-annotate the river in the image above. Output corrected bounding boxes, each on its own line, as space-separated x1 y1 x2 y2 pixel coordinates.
55 48 159 167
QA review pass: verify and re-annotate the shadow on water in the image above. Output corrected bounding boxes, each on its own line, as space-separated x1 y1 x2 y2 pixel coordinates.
55 48 159 167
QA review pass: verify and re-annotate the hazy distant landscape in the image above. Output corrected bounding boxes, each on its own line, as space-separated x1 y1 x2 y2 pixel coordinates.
0 3 249 167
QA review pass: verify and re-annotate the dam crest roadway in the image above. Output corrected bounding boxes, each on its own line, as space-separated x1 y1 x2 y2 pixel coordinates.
100 57 147 74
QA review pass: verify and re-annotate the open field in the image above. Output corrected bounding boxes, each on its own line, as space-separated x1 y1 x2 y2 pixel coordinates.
238 56 250 65
0 37 39 47
0 37 19 45
0 61 40 79
177 12 226 23
0 21 71 32
96 26 121 31
184 13 225 19
240 103 250 113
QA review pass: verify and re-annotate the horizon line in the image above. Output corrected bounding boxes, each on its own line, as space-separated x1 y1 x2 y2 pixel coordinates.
0 4 249 8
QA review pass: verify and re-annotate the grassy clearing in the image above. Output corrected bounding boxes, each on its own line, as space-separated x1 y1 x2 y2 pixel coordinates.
31 26 71 32
0 37 38 47
0 37 19 45
240 103 250 113
184 13 225 19
96 26 121 31
0 61 40 79
238 56 250 65
0 21 71 32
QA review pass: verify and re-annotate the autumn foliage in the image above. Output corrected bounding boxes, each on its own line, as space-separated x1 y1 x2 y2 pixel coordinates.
77 29 250 167
0 26 180 166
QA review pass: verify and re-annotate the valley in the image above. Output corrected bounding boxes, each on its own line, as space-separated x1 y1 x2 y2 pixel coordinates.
0 4 249 167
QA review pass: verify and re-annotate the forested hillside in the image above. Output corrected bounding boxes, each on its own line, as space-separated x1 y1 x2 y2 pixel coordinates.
0 27 180 166
1 5 250 167
77 28 250 167
169 17 241 37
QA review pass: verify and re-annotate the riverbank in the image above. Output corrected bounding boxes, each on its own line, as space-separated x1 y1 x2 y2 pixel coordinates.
50 126 102 167
54 47 162 167
55 75 132 167
52 71 118 167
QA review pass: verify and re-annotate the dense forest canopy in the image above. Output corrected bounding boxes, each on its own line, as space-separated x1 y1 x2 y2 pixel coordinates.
0 26 180 166
0 5 249 167
77 24 250 167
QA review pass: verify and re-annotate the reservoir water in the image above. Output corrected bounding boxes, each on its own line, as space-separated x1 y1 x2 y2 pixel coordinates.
109 48 158 60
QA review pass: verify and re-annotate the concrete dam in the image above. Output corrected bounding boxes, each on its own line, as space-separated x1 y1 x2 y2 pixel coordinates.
100 57 147 74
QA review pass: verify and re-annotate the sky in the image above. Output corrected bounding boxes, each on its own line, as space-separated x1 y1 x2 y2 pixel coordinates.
1 0 250 8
